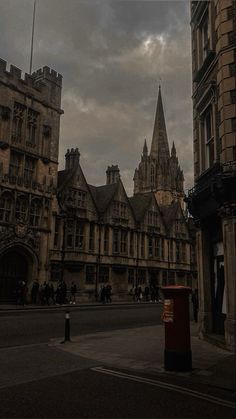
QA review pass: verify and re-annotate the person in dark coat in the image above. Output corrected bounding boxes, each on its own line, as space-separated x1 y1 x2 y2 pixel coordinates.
70 282 77 304
144 285 150 301
100 286 106 304
31 280 39 304
137 286 143 302
105 284 112 303
44 282 51 305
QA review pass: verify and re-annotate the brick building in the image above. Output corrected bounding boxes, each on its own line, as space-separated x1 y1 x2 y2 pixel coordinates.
187 1 236 351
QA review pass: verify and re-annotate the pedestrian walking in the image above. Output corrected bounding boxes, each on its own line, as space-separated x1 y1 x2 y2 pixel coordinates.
105 284 112 303
144 285 150 302
137 286 143 302
70 281 77 304
31 280 39 304
49 283 55 304
100 285 106 304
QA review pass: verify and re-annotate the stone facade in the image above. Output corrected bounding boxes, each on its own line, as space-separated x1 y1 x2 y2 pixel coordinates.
134 87 185 208
0 58 196 304
187 1 236 351
51 87 196 302
0 59 63 301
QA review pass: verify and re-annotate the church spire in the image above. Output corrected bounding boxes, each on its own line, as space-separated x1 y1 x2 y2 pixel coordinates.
171 141 176 157
150 85 170 160
143 138 148 157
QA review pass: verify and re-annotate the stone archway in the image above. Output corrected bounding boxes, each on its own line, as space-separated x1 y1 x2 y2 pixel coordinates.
0 246 36 303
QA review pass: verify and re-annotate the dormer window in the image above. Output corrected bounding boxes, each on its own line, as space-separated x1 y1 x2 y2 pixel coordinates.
112 201 127 219
78 190 86 208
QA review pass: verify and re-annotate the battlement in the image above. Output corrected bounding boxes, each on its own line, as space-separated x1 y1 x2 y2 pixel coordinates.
0 58 62 92
32 66 62 85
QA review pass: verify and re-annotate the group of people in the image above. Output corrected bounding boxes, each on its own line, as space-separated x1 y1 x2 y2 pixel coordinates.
15 279 78 306
130 285 161 303
99 284 112 304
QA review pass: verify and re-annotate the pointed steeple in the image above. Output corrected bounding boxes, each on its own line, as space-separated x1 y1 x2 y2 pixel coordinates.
143 138 148 157
150 85 170 160
171 141 176 157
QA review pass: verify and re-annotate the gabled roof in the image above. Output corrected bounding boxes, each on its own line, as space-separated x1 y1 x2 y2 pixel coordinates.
129 193 153 222
57 169 74 190
88 183 118 214
160 201 179 226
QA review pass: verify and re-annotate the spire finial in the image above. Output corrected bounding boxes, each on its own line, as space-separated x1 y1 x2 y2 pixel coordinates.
143 138 148 156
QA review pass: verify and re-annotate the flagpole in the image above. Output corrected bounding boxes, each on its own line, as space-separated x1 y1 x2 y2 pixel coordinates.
29 0 36 74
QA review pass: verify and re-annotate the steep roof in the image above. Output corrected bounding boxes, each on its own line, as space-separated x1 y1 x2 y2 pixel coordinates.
160 201 180 227
88 183 118 213
129 193 153 222
57 169 74 190
150 86 170 160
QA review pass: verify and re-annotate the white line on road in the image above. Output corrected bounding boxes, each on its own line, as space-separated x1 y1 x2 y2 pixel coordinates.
91 366 235 410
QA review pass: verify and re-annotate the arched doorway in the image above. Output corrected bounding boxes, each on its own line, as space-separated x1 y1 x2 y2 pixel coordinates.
0 250 28 302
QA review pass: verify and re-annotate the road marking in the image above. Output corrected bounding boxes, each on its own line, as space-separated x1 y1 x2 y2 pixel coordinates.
91 366 236 410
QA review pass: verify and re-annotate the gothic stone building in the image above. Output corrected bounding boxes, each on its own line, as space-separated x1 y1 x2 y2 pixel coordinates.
0 59 63 301
51 87 196 301
0 58 196 303
187 1 236 351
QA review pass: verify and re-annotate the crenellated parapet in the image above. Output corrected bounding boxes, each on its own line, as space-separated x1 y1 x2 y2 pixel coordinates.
0 58 62 109
32 66 62 87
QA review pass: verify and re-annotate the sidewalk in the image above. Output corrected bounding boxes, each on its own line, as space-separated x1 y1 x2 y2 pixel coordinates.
0 300 153 312
53 322 236 392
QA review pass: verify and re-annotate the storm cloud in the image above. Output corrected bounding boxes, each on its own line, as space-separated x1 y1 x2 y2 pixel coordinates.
0 0 193 195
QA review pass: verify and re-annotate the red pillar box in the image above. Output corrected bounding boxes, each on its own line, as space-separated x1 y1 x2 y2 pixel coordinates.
161 286 192 372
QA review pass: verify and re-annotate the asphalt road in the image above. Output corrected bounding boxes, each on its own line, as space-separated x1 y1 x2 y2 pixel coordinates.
0 305 234 418
0 304 163 348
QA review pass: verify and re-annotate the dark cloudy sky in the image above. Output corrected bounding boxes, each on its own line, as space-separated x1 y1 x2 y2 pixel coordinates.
0 0 193 195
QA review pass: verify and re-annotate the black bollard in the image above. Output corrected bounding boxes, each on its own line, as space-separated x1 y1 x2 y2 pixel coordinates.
61 310 71 343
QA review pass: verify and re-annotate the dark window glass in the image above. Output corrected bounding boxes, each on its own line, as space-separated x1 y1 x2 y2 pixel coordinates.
86 265 95 284
0 194 12 223
113 229 119 253
15 198 28 222
104 226 109 254
29 200 41 227
99 266 109 283
89 224 95 252
75 221 84 250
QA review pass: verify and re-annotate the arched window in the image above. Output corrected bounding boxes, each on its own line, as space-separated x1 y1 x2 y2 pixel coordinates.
12 103 25 144
0 193 13 223
29 200 41 227
15 197 28 222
